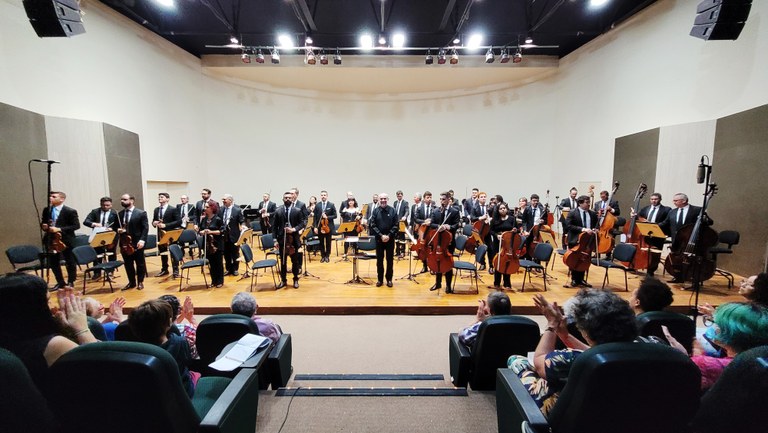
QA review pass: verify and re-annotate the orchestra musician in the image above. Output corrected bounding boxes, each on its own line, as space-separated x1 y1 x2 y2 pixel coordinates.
153 192 182 278
313 190 337 263
489 202 521 290
218 194 246 276
195 189 218 223
290 188 309 271
117 194 148 290
83 196 118 280
463 188 479 222
593 189 621 216
362 193 379 229
565 195 598 288
413 191 435 274
658 192 711 283
633 192 671 277
559 187 578 246
256 193 276 235
176 194 197 258
392 190 409 258
409 192 421 233
369 193 399 287
41 191 80 290
272 191 307 289
307 195 317 216
521 194 547 233
428 192 461 294
471 191 492 271
198 201 224 288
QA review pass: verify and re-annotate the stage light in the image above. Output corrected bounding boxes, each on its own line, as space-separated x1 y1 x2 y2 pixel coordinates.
333 49 342 65
230 35 239 44
499 49 510 63
241 52 251 63
278 34 294 48
425 50 433 65
360 34 373 49
453 37 460 44
271 48 280 64
467 34 482 49
590 0 609 7
437 49 446 64
305 34 313 45
306 48 316 65
255 50 265 63
513 49 522 63
392 33 405 48
525 35 533 44
485 47 495 63
450 49 458 64
319 51 328 65
378 34 386 45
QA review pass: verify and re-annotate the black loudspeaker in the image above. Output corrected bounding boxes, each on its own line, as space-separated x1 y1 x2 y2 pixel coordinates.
690 0 751 40
22 0 85 37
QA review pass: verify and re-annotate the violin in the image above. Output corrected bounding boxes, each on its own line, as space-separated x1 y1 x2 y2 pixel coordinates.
206 233 218 255
320 213 331 235
426 229 454 274
119 232 135 256
620 183 649 269
596 181 620 254
283 223 297 256
495 230 522 275
42 219 67 253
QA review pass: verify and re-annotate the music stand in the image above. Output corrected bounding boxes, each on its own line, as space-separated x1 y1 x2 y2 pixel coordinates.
344 236 370 285
397 228 420 283
236 228 252 246
300 227 319 279
89 230 118 285
158 229 183 246
336 221 358 262
636 222 667 272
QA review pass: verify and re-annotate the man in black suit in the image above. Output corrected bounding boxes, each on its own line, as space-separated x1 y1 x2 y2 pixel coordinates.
218 194 246 276
521 194 548 233
593 190 621 217
392 190 409 258
118 193 148 290
409 192 421 233
659 192 711 283
176 195 197 229
83 196 119 279
370 193 399 287
634 192 671 276
428 192 461 294
41 191 80 289
559 187 578 246
256 193 276 235
470 191 492 270
195 188 218 225
565 195 598 288
463 188 479 222
273 191 308 289
312 190 337 263
153 192 182 278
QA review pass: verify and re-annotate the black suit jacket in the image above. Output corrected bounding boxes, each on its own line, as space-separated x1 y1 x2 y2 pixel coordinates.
119 207 149 245
272 204 308 245
313 201 337 228
470 203 491 222
217 205 246 243
521 205 548 232
638 205 671 227
391 200 409 221
83 208 119 231
369 205 399 240
566 208 598 247
414 203 435 226
294 200 310 218
153 205 182 236
409 203 420 227
195 199 219 223
429 205 461 234
559 197 578 223
256 200 276 224
593 199 621 217
176 203 197 227
661 205 705 241
42 205 80 246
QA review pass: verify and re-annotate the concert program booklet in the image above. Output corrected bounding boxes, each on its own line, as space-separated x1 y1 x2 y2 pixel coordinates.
208 333 270 371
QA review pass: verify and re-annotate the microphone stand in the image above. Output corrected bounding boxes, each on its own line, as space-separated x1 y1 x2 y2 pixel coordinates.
36 160 56 282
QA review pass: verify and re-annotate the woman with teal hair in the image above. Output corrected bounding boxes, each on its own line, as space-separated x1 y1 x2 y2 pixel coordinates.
665 301 768 391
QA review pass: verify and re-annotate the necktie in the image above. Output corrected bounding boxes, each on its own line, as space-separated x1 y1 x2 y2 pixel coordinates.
676 208 683 225
101 212 107 226
323 202 327 213
648 207 657 223
396 201 400 215
482 206 486 216
582 211 589 228
51 207 58 223
571 199 575 208
224 207 230 224
126 210 132 225
160 206 165 220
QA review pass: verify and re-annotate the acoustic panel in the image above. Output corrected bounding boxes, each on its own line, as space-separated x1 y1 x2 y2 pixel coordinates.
613 128 659 219
104 123 144 211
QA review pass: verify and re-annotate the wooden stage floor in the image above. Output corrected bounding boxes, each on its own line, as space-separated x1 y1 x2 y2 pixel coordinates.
81 245 746 316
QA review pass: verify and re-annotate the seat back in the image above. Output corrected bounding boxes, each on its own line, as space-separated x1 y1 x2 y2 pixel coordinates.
0 348 57 433
196 314 261 366
454 234 467 252
5 245 42 269
469 315 541 390
168 244 184 262
72 245 98 266
533 242 554 262
718 229 740 247
47 341 201 433
612 242 636 263
548 342 700 433
636 311 696 353
250 220 261 232
240 243 254 264
177 229 197 244
72 234 90 248
144 234 158 250
462 224 473 236
261 234 275 250
475 244 488 264
357 237 376 251
692 345 768 433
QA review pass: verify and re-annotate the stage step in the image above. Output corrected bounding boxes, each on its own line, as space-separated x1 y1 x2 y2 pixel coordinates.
276 373 468 397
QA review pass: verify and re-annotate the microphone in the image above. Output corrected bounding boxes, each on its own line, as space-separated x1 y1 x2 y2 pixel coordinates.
696 157 706 184
32 159 61 164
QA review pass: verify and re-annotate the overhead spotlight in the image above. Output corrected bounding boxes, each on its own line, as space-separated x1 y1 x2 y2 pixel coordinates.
255 50 265 63
230 35 239 44
499 48 510 63
306 49 316 65
319 51 328 65
378 34 386 45
305 34 313 45
485 47 495 63
241 52 251 64
453 37 460 44
525 35 533 44
278 34 294 49
392 33 405 48
271 48 280 64
450 49 459 64
437 49 447 65
467 34 482 49
589 0 609 7
333 49 342 65
360 34 373 49
425 50 434 65
513 49 522 63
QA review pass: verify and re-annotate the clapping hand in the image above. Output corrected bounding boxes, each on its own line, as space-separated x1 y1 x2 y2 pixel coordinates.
533 294 565 331
54 288 88 334
105 297 126 323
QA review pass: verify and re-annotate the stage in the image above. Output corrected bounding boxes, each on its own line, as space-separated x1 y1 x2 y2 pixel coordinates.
77 241 745 316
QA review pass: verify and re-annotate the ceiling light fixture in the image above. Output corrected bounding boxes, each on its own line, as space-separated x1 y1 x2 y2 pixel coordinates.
241 52 251 63
499 48 510 63
525 35 533 44
278 34 294 49
360 34 373 49
467 33 482 49
333 49 342 65
255 50 265 63
306 48 316 65
319 51 328 65
425 50 434 65
453 37 460 44
392 33 405 49
271 48 280 64
485 47 495 63
450 49 459 64
305 34 313 45
513 48 523 63
589 0 609 7
230 35 239 44
155 0 174 8
437 49 447 65
378 34 386 45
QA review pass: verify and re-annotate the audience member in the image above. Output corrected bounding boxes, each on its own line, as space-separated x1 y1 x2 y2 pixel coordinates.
699 273 768 320
230 292 283 343
629 277 674 314
159 294 198 359
83 296 125 340
664 301 768 391
0 274 97 391
458 291 511 349
128 299 196 397
507 290 644 415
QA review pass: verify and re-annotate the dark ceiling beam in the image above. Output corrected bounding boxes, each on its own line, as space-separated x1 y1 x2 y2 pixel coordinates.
438 0 458 32
531 0 565 32
295 0 318 32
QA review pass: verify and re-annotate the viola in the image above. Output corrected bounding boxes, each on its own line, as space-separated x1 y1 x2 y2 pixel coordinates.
206 233 218 255
119 232 135 256
596 181 620 254
320 214 331 234
495 230 522 275
427 229 454 274
49 231 67 253
562 231 596 273
284 232 296 256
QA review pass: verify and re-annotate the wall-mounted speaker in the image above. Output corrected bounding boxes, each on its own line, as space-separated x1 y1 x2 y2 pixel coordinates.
22 0 85 38
690 0 751 40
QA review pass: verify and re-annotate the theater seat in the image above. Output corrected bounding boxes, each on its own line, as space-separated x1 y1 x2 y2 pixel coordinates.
0 348 57 433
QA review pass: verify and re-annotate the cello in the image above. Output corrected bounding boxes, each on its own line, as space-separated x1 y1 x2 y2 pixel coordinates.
465 217 490 254
620 183 650 269
596 181 620 254
495 230 522 275
664 184 719 283
426 229 454 274
562 230 597 274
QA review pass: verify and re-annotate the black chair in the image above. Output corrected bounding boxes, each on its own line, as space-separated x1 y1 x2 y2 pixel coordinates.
240 243 278 291
177 229 199 259
259 233 279 260
169 244 209 291
143 233 159 258
46 341 260 433
0 348 57 433
71 245 124 294
496 342 701 433
519 242 554 292
304 231 321 262
590 242 636 291
692 345 768 433
5 244 43 275
449 315 540 390
636 310 696 354
249 220 262 247
452 243 486 294
72 234 90 248
709 230 740 289
453 234 468 258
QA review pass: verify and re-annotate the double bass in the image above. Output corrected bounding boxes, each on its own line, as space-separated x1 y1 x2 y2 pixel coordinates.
621 183 650 269
596 181 619 254
664 184 719 283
